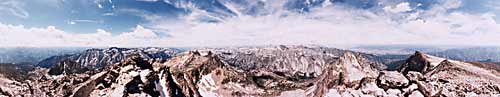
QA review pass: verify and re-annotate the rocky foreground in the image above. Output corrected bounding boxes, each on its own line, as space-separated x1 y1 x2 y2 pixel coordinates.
0 46 499 97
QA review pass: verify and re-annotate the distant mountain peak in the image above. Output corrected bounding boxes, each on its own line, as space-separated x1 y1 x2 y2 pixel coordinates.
398 51 432 74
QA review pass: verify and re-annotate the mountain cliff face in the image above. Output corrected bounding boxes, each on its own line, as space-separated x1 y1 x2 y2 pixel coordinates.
0 46 499 97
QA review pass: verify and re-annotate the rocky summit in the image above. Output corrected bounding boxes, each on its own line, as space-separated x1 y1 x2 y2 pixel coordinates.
0 46 499 97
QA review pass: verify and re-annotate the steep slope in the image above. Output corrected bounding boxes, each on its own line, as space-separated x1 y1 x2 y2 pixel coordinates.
397 52 500 96
0 63 34 81
424 60 500 96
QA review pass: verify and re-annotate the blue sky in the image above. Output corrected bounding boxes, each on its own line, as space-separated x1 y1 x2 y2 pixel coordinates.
0 0 499 47
0 0 183 33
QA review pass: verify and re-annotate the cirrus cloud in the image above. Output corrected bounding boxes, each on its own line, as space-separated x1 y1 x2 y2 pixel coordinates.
0 0 29 18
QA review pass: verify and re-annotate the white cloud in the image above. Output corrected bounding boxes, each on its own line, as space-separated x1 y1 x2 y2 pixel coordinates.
94 0 111 9
383 2 412 13
0 0 29 18
426 0 462 16
136 0 159 2
97 4 103 8
144 1 500 47
1 0 500 47
70 19 103 24
486 0 500 11
0 23 165 47
102 12 115 16
118 25 158 39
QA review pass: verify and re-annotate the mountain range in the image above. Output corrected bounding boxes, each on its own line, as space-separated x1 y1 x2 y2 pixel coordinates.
0 45 499 97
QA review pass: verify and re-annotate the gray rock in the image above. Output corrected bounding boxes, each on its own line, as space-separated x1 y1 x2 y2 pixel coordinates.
359 78 385 96
397 51 433 74
402 84 418 94
386 89 401 97
415 80 443 97
405 71 423 82
377 71 409 89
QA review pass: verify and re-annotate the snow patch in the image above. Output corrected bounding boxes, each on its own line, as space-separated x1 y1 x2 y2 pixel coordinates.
198 73 219 97
155 71 169 97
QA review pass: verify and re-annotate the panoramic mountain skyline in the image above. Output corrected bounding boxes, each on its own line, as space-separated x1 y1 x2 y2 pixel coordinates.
2 1 500 96
1 0 500 47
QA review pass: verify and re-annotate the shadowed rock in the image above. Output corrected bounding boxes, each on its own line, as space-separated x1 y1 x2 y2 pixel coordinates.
398 51 433 74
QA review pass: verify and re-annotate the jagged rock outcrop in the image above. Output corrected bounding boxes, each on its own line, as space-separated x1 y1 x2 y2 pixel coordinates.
1 46 499 97
85 56 163 97
339 52 379 88
398 51 442 74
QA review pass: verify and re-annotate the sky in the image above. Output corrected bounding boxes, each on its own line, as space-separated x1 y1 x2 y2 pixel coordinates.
0 0 499 47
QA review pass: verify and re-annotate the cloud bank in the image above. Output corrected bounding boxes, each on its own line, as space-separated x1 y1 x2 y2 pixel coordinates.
0 0 499 47
0 24 163 47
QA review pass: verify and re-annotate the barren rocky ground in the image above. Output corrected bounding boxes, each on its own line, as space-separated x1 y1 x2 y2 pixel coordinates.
0 46 499 97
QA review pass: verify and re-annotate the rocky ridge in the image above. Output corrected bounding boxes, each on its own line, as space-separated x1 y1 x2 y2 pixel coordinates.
37 47 181 75
0 46 499 97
